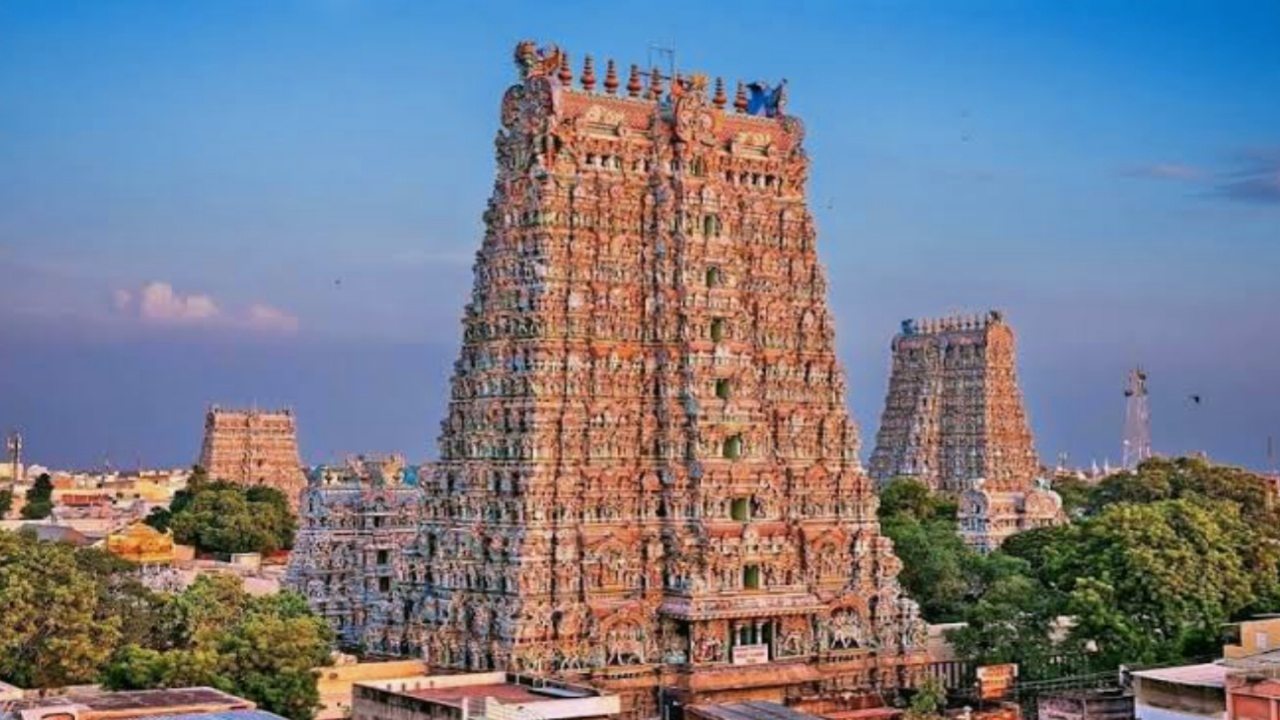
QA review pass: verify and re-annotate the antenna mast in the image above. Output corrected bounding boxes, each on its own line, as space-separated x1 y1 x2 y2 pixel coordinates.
1122 367 1152 470
647 42 676 85
5 430 21 484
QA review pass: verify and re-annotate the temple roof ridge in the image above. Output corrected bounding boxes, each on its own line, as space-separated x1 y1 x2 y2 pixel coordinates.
899 309 1005 336
512 40 790 119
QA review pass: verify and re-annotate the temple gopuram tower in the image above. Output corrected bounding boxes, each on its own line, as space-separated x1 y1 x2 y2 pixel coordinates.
414 42 927 717
287 455 423 651
198 406 306 509
867 312 1063 549
868 311 1038 494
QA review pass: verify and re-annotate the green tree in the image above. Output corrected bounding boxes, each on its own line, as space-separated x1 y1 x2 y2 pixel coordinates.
880 477 955 523
0 530 122 687
74 547 175 650
906 674 947 720
1057 499 1272 667
106 575 332 720
931 458 1280 679
0 488 13 516
882 514 972 621
948 573 1059 680
1050 474 1092 519
1087 457 1280 533
166 479 296 555
143 506 173 533
20 472 54 519
878 478 1012 622
0 529 332 718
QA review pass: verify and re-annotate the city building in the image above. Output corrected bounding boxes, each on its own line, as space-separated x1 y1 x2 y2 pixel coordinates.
198 407 306 508
15 522 95 547
1226 675 1280 720
1038 689 1135 720
409 41 928 718
286 455 423 652
352 672 621 720
1126 618 1280 720
868 312 1064 550
1 687 282 720
1132 663 1227 720
686 702 827 720
315 656 430 720
1222 617 1280 720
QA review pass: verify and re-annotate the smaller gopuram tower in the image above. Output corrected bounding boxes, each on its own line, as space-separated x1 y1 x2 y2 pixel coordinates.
868 312 1062 549
869 311 1039 494
286 454 424 652
198 406 307 509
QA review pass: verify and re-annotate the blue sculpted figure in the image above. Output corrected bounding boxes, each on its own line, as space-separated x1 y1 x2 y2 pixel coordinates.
746 80 788 118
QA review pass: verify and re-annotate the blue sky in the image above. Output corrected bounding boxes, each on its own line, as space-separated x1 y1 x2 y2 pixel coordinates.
1 0 1278 471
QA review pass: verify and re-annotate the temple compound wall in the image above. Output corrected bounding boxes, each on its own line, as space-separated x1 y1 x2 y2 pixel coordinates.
286 455 424 652
198 406 307 509
867 312 1064 550
406 41 929 719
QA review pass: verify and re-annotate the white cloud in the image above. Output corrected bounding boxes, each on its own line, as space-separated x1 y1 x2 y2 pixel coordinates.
245 303 300 334
110 281 299 334
137 282 220 323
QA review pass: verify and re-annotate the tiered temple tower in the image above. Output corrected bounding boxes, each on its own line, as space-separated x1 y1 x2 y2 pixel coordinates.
867 312 1063 550
287 454 423 651
198 406 306 508
868 312 1040 494
412 42 927 717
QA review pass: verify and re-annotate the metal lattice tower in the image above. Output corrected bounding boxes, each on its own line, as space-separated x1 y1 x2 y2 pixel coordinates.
1122 367 1152 470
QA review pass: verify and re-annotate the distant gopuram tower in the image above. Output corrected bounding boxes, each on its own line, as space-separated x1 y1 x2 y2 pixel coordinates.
413 41 927 716
868 312 1062 551
198 406 306 508
868 311 1041 494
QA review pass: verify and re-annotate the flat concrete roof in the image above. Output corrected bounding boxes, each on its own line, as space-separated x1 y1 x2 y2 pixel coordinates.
407 684 549 708
137 712 285 720
1133 663 1229 689
689 702 825 720
7 687 254 717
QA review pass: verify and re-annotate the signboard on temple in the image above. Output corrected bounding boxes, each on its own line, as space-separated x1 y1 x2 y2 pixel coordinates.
732 644 770 666
976 664 1018 700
